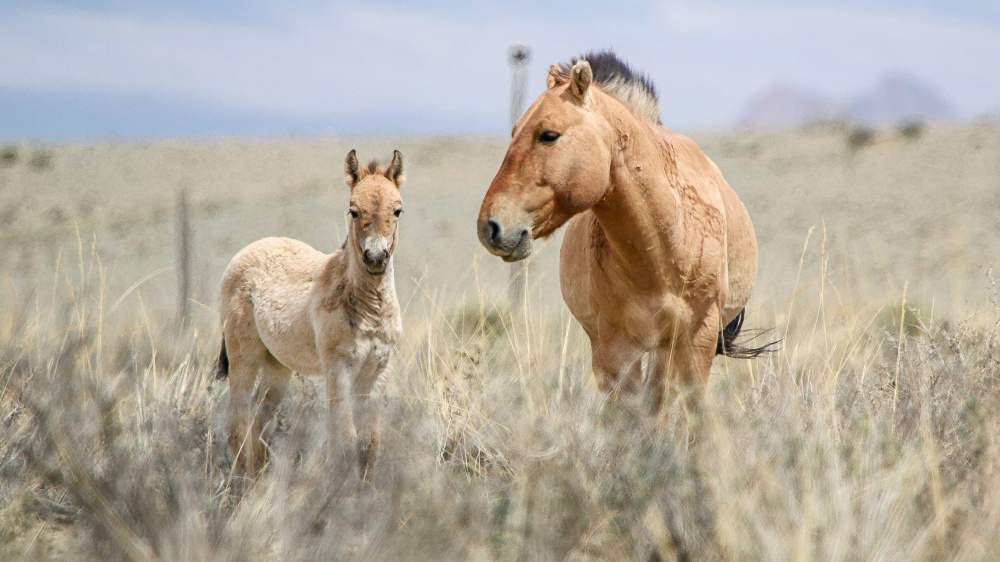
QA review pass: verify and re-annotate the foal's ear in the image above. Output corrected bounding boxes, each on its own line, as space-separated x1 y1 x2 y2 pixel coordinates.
385 149 404 188
345 149 362 188
547 65 568 89
569 60 593 103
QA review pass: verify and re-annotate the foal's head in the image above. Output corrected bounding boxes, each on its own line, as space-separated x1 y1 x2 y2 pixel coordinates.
478 54 649 261
344 150 404 275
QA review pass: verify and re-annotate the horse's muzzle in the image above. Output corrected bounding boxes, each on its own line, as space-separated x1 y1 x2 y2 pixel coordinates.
479 217 532 261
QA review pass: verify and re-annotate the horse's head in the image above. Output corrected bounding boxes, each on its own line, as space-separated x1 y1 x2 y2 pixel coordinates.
477 60 612 262
344 149 404 275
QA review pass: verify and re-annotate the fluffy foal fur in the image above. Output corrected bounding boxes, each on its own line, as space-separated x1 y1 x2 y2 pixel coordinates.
217 150 404 478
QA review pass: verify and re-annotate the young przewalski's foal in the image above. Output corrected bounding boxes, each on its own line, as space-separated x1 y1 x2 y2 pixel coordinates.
216 149 405 478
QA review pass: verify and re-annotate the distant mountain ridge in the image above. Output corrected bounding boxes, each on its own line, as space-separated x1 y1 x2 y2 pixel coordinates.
740 72 955 128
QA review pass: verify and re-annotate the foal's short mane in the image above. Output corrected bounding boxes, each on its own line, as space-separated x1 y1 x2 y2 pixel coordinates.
557 51 661 125
364 160 385 175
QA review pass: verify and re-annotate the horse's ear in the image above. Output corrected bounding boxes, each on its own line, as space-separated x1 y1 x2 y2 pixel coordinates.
547 65 568 89
569 60 593 102
345 149 362 188
385 150 404 188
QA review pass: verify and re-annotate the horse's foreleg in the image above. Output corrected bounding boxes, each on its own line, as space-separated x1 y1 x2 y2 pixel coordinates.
589 322 645 400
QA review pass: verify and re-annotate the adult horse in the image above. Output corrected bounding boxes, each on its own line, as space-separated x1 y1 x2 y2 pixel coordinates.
217 150 405 478
477 51 766 412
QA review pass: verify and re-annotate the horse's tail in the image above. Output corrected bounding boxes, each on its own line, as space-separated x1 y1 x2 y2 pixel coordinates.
716 308 779 358
215 335 230 380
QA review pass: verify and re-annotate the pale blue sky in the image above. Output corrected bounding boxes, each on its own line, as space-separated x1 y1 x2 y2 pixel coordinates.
1 1 998 139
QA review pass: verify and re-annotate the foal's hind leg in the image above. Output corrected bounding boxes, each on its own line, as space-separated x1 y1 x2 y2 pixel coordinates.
253 354 292 461
225 328 291 478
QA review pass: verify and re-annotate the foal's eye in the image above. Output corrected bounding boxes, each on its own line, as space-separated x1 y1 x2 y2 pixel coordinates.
394 208 403 217
539 130 561 143
349 208 359 219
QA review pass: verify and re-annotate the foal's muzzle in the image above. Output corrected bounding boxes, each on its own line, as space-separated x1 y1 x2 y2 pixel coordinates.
362 247 390 274
478 217 532 262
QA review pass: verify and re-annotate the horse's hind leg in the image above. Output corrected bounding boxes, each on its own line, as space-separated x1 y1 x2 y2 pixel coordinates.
650 310 719 417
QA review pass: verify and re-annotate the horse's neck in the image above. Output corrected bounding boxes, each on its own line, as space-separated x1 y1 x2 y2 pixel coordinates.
589 106 680 276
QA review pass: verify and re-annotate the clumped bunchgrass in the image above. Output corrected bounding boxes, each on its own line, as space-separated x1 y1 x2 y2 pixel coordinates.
898 119 927 141
3 250 1000 561
846 125 877 151
0 145 18 167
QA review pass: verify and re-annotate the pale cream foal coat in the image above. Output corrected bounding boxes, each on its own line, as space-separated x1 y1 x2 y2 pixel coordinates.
217 150 404 478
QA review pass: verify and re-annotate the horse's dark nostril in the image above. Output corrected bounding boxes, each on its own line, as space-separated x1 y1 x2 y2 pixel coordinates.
515 226 530 244
486 218 503 245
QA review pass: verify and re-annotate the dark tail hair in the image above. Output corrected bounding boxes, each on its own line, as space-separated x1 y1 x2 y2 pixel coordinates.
215 336 229 379
716 309 779 359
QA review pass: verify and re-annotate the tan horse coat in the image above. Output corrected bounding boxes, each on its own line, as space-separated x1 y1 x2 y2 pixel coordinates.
217 150 404 477
478 53 759 411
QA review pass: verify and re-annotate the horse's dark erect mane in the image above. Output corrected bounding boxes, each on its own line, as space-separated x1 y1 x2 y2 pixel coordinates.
560 50 661 124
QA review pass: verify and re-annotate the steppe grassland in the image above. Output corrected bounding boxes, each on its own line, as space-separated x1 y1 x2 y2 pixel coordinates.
1 122 999 559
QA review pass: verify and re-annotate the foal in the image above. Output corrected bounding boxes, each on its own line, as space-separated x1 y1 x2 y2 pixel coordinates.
216 149 404 478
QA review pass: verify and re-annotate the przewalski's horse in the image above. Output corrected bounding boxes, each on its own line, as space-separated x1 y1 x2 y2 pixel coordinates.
217 149 405 478
477 52 769 413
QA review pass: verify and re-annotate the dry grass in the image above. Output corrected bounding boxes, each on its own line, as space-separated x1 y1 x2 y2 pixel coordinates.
2 123 999 559
2 237 1000 560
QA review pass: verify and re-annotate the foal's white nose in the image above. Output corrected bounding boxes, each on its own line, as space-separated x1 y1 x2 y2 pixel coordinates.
361 237 391 272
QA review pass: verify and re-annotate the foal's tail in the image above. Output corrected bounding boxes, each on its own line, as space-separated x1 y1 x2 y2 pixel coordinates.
215 336 230 380
716 309 779 359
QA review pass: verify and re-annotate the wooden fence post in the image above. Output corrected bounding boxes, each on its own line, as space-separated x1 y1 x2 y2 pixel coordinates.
177 186 191 326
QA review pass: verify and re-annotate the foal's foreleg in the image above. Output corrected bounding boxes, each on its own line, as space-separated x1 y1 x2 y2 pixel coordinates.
354 354 390 479
325 353 360 473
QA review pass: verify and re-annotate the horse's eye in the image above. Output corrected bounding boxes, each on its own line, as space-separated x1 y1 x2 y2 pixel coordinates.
394 208 403 217
539 130 561 143
349 208 359 219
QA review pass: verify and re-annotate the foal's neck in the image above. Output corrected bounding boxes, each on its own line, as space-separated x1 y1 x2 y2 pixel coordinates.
344 240 396 297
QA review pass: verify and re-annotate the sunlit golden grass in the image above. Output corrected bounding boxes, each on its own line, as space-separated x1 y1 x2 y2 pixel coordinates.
3 241 1000 561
